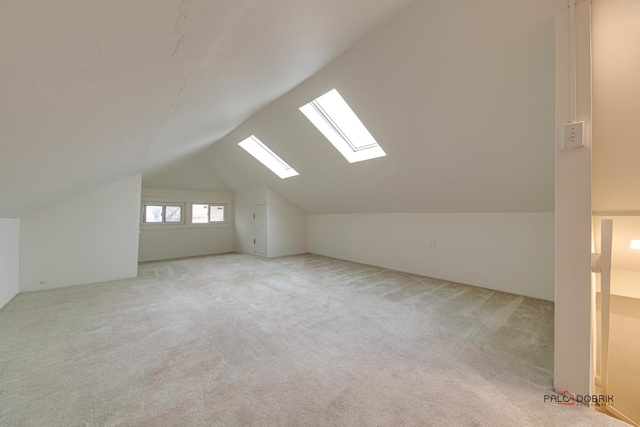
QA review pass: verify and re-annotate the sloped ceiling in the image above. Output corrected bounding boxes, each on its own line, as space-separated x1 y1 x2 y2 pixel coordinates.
179 0 560 214
0 0 414 217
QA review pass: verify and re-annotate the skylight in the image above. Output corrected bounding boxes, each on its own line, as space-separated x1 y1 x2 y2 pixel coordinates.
299 89 386 163
238 135 299 179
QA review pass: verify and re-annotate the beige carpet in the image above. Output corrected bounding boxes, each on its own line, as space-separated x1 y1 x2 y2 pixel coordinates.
0 253 626 426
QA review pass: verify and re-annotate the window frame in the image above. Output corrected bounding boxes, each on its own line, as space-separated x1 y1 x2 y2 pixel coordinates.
140 202 186 225
299 88 386 163
237 135 299 179
139 192 233 231
191 203 228 225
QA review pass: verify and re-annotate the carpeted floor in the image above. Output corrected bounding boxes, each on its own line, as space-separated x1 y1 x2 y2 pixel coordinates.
0 253 627 426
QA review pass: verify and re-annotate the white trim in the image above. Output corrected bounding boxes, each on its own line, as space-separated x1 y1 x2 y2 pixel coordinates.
238 136 299 179
141 202 186 225
191 203 228 225
606 406 640 427
300 89 385 163
140 189 234 230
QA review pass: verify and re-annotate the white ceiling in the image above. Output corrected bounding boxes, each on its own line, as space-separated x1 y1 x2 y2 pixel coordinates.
0 0 414 217
151 0 560 214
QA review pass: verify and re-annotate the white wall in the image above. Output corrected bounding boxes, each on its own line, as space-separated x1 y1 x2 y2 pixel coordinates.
554 1 593 397
142 154 232 193
235 186 308 258
0 219 20 310
591 3 640 422
607 295 640 425
267 188 307 258
609 270 640 300
309 213 554 301
19 174 142 292
139 188 234 262
592 0 640 213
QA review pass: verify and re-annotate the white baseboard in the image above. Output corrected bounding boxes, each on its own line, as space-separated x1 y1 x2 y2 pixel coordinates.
607 405 639 427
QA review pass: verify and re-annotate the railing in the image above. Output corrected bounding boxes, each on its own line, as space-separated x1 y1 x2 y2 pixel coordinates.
592 219 640 426
592 219 612 399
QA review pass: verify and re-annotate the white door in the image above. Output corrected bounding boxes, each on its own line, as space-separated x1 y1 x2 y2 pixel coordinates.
253 204 267 256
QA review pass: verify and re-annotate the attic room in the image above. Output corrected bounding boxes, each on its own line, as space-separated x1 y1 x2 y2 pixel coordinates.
1 0 638 426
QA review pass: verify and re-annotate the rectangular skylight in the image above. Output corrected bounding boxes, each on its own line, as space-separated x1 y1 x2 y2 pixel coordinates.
238 135 299 179
299 88 386 163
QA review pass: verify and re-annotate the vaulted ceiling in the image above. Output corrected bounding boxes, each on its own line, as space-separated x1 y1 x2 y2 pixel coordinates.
0 0 414 217
147 0 560 214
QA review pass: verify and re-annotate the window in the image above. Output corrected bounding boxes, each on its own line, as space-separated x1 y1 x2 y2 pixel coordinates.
299 88 386 163
238 135 299 179
192 204 226 224
141 203 184 224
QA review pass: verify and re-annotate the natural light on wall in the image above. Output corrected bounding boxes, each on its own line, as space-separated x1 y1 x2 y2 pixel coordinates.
238 135 299 179
300 89 386 163
630 239 640 250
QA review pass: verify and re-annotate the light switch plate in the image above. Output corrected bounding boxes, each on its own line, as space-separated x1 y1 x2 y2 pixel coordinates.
562 121 584 149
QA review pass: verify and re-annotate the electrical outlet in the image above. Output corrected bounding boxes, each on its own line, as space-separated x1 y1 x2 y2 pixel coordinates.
562 121 584 149
428 236 436 246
